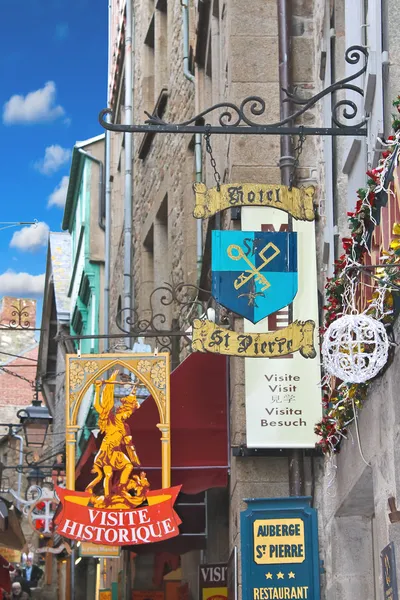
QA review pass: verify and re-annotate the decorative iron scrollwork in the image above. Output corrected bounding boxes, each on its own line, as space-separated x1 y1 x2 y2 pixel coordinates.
100 46 368 137
0 299 34 330
116 281 216 353
115 281 233 355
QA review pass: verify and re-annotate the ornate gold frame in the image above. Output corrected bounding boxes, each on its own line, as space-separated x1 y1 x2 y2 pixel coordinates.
65 353 171 490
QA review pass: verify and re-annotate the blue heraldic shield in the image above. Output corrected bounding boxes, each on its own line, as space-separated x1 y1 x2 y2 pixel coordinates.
211 230 298 324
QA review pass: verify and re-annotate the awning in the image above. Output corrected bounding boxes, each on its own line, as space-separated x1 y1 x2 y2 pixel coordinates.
0 501 25 551
75 433 98 484
76 352 229 494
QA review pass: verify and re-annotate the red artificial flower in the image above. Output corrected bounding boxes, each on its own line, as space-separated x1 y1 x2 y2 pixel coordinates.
342 238 353 252
366 169 380 183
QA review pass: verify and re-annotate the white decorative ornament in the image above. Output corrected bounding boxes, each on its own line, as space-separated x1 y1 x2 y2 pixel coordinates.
322 314 389 383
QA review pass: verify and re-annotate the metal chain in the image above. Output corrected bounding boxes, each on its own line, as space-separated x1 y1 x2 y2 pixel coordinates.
0 366 35 386
204 125 221 191
289 126 306 191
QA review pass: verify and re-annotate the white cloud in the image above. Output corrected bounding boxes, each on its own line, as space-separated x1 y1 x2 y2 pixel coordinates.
35 145 71 175
0 271 45 296
3 81 65 125
10 222 50 252
48 176 69 208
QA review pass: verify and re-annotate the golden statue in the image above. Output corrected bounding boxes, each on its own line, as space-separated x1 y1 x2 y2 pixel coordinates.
85 369 150 509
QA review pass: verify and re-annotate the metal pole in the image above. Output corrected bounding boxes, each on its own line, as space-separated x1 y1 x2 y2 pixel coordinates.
182 0 203 281
104 0 112 352
70 544 76 600
277 0 305 497
124 0 133 348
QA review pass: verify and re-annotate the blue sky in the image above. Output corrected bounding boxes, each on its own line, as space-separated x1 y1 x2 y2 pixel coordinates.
0 0 107 326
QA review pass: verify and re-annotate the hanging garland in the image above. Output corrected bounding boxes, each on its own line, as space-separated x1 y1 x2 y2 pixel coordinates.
315 95 400 454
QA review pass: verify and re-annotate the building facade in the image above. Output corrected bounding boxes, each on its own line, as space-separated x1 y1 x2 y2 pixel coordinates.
101 1 400 599
62 134 105 356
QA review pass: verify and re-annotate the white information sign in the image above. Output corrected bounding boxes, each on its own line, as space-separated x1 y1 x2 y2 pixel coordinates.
242 206 321 448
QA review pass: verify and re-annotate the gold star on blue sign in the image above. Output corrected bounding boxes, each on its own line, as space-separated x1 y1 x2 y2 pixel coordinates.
288 572 295 579
277 572 284 580
265 573 273 580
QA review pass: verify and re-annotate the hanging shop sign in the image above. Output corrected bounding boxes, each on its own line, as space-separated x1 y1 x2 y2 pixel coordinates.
192 320 316 359
199 563 228 600
79 542 120 558
36 543 71 555
58 353 181 546
242 207 321 448
381 543 398 600
241 497 320 600
0 548 20 563
211 231 298 323
193 184 315 221
55 485 181 546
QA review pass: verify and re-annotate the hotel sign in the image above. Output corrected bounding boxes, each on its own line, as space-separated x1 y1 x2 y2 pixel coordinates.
242 207 321 448
192 320 316 359
241 497 320 600
193 184 315 221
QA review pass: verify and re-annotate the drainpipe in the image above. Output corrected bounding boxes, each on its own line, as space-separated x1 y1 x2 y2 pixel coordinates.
104 0 112 352
77 149 105 232
124 0 133 343
182 0 203 280
277 0 304 496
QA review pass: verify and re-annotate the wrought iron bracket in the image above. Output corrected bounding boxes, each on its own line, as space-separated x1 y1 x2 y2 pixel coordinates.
59 281 231 357
100 46 368 137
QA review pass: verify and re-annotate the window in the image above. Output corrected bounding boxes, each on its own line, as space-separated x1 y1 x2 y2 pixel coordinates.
143 0 168 116
142 224 155 314
342 0 384 204
72 305 84 335
154 195 168 288
78 274 91 307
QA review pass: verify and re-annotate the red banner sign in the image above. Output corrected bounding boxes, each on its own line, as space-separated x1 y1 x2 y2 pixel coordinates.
55 486 181 546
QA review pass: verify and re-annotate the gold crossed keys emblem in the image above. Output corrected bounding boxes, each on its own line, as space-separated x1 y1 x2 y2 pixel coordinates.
227 243 281 291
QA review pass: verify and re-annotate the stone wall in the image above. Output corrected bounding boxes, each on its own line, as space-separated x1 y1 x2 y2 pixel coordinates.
202 3 320 599
312 0 400 597
107 0 321 595
109 0 198 339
